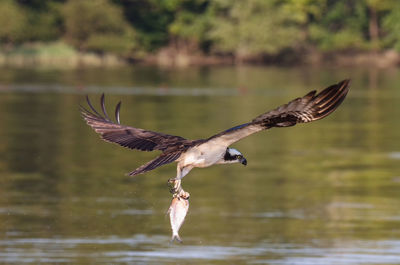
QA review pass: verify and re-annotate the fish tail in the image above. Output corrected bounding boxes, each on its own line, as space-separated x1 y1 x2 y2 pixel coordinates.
171 233 182 243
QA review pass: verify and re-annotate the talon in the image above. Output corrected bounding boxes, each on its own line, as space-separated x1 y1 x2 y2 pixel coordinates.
167 178 177 190
178 190 190 200
167 178 181 195
169 186 179 195
167 178 176 185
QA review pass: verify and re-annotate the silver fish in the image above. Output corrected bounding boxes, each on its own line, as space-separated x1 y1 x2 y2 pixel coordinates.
168 195 189 243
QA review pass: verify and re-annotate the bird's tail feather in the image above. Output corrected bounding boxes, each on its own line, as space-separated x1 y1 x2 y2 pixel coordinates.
127 152 181 176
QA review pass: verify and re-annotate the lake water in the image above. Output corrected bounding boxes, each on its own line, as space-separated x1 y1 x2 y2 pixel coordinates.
0 65 399 264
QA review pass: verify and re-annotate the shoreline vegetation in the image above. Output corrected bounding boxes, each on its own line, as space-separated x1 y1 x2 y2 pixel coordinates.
1 42 398 68
2 1 400 68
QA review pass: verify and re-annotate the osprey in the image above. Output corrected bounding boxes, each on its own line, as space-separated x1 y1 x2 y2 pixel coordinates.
81 80 350 192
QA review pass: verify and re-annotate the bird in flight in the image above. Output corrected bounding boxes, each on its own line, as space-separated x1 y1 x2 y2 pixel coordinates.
81 79 350 192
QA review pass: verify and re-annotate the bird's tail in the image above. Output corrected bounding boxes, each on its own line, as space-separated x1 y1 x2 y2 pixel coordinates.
127 152 181 176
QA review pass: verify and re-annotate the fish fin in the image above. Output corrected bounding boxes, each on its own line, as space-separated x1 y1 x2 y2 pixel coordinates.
171 234 183 243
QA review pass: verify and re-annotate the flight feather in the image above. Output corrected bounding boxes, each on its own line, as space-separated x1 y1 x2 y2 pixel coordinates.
80 94 190 152
207 79 350 146
80 94 200 175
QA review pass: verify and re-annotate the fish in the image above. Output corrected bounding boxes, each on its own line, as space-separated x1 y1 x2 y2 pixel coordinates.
168 195 189 243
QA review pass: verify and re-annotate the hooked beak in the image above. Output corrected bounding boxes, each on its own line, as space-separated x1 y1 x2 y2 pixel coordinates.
240 157 247 166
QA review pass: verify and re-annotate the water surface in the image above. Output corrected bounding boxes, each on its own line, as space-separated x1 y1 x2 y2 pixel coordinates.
0 66 399 264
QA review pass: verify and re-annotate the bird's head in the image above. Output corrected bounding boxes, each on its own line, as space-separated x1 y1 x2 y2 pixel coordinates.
224 148 247 166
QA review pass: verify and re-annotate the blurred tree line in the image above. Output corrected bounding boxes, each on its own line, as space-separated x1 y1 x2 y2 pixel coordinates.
1 0 400 63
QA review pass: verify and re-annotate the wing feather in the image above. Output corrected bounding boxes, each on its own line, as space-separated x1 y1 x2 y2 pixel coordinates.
81 94 190 152
81 94 204 175
207 79 350 146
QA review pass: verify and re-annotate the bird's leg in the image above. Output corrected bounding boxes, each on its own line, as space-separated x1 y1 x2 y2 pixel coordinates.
170 182 190 200
167 178 182 194
167 167 182 194
168 165 193 195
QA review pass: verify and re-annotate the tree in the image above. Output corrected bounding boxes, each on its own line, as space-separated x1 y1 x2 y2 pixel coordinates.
0 0 28 45
164 0 209 50
382 2 400 51
365 0 396 44
114 0 175 51
207 0 304 62
19 0 63 42
63 0 136 55
308 1 368 51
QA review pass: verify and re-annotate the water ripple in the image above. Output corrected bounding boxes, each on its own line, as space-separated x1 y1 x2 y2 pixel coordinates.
0 236 399 264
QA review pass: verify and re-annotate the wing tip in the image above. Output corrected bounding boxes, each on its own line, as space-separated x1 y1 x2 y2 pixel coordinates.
81 93 123 124
115 101 122 124
340 78 351 86
312 78 351 120
338 78 351 94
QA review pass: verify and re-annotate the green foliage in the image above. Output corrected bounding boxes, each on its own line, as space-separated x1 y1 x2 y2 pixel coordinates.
24 2 63 42
1 0 400 61
208 0 304 59
309 25 366 51
365 0 397 11
308 1 369 51
0 0 28 44
168 1 210 43
63 0 136 54
114 0 175 51
382 3 400 51
86 33 135 55
281 0 327 24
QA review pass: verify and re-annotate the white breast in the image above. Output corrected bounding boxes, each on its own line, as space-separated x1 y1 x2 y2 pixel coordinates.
179 142 227 168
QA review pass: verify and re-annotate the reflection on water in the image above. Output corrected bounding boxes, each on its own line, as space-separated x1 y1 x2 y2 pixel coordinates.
1 236 400 264
0 66 400 264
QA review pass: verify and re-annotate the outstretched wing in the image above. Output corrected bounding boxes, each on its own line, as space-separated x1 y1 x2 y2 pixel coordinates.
81 94 196 175
207 79 350 146
81 94 189 152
